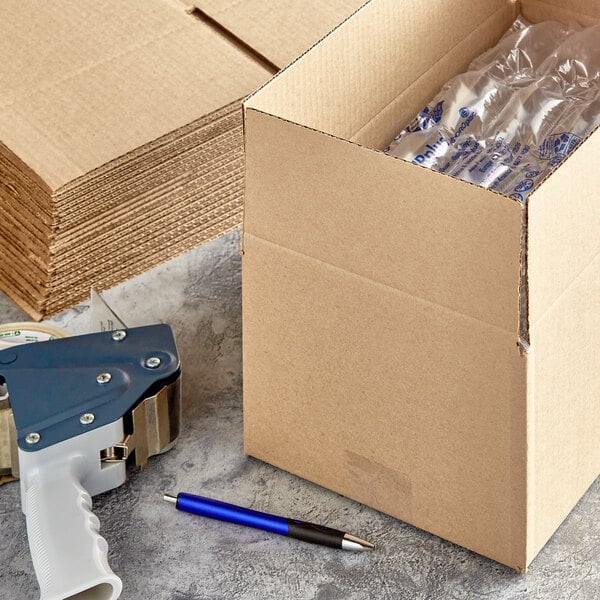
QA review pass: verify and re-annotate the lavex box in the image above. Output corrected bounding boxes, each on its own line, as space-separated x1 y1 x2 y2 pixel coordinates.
242 0 600 571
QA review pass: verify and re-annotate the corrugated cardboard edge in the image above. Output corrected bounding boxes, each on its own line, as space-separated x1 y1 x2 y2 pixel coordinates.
5 99 246 319
0 140 54 320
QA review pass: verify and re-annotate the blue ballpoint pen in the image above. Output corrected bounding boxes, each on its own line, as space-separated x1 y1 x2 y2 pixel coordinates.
163 492 374 551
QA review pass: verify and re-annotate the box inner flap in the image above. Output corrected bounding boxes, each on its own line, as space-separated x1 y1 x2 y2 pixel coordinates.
521 0 600 24
190 0 366 70
246 0 514 143
0 0 270 189
351 5 516 149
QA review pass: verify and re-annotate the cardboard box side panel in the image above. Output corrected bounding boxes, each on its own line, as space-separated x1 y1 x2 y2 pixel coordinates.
0 0 270 188
521 0 600 24
352 6 516 149
528 129 600 326
528 108 600 561
190 0 366 69
245 0 510 140
245 108 523 333
528 254 600 560
242 234 528 569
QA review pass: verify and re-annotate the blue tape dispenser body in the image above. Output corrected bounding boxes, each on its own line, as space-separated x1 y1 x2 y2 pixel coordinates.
0 324 182 600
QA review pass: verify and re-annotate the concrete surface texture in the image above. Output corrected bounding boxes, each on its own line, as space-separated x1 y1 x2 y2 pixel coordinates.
0 229 598 599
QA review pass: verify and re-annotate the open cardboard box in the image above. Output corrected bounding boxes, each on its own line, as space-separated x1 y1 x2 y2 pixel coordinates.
242 0 600 571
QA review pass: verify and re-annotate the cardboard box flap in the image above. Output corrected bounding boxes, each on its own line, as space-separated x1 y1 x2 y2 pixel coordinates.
521 0 600 24
350 4 516 149
189 0 366 70
0 0 271 190
246 0 514 143
245 107 524 334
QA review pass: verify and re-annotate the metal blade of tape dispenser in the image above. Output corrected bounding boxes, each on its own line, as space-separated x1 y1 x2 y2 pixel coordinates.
88 291 182 466
90 288 127 333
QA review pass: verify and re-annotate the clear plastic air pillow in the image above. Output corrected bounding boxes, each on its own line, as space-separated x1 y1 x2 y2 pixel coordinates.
386 18 600 201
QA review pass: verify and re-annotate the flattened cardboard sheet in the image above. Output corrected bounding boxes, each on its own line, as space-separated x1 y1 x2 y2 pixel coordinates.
0 0 271 190
190 0 366 69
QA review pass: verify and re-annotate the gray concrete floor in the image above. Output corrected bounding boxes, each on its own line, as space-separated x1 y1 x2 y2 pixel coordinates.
0 229 598 599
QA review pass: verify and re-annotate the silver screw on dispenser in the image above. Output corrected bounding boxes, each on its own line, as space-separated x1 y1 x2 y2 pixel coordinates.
80 413 95 425
112 330 127 342
25 432 41 445
145 356 161 369
97 373 112 384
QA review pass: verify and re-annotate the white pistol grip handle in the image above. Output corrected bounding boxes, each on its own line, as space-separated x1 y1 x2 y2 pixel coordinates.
24 458 122 600
19 422 126 600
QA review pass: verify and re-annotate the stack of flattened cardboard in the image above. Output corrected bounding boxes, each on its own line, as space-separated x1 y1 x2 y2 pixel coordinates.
0 0 364 319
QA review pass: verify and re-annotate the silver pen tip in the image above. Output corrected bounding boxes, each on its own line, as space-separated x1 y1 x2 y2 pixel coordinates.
342 533 375 551
163 493 177 505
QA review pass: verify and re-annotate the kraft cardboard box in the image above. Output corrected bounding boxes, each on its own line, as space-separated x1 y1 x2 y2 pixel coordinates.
0 0 363 319
242 0 600 571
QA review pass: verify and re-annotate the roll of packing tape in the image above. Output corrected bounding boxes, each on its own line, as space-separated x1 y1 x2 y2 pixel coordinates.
0 323 69 483
0 322 69 351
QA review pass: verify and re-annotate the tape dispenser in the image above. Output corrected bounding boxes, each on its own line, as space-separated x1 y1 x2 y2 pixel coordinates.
0 297 181 600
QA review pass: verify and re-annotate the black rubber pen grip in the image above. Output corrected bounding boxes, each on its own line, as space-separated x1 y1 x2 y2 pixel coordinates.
286 519 345 548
